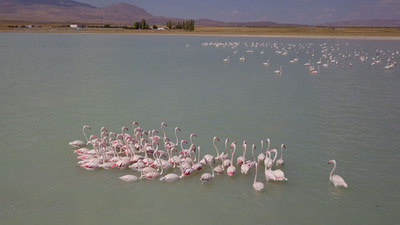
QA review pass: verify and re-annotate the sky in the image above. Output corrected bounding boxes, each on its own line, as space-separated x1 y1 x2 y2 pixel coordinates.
78 0 400 25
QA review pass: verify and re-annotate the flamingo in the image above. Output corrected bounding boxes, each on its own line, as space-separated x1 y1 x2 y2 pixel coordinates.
328 160 348 188
223 56 230 62
213 138 225 174
200 137 216 165
160 173 180 183
189 133 198 155
192 146 203 171
273 168 288 181
251 144 264 191
160 122 168 139
69 125 91 148
222 138 231 167
276 144 286 167
212 136 221 159
273 66 282 74
264 153 276 181
310 66 320 74
265 148 277 169
227 141 237 177
218 138 229 161
200 158 215 184
236 140 246 165
119 174 139 182
258 138 270 164
141 155 163 179
240 142 250 175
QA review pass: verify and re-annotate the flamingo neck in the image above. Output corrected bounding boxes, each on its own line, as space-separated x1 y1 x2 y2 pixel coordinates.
83 127 89 143
330 162 336 179
213 139 220 156
174 128 179 145
230 146 236 163
254 163 258 184
272 151 277 163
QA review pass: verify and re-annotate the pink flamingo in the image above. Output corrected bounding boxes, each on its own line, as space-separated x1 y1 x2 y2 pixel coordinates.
328 160 348 188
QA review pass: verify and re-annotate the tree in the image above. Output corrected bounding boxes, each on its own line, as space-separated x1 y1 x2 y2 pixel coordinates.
166 20 173 29
133 22 140 29
140 18 149 29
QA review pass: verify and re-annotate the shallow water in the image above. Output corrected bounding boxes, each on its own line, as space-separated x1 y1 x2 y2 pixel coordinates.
0 33 399 225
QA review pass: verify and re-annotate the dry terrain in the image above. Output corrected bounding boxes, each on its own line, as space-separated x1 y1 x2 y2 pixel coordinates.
1 21 400 39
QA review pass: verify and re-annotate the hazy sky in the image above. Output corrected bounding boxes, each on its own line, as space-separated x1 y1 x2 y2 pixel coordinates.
78 0 400 25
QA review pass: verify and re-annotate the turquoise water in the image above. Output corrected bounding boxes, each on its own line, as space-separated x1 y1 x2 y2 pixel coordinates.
0 33 399 225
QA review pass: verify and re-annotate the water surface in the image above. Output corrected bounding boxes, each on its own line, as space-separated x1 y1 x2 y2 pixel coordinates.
0 33 399 225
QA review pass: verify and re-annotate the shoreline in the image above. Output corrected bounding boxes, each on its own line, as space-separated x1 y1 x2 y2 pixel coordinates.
1 26 400 41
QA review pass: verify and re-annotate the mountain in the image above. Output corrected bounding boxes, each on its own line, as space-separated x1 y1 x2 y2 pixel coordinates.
2 0 94 7
3 0 398 27
0 0 172 24
0 0 287 26
321 19 400 27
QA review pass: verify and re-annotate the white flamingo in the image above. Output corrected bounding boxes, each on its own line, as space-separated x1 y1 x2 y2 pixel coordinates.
240 142 250 175
200 158 215 184
264 153 276 181
265 148 277 169
276 144 286 166
236 140 246 165
212 137 224 173
119 174 139 182
223 56 230 62
200 137 217 165
257 138 270 164
160 160 183 183
227 141 237 177
273 66 282 74
222 138 231 167
192 146 203 172
328 160 348 188
251 144 264 191
69 125 91 148
160 172 180 183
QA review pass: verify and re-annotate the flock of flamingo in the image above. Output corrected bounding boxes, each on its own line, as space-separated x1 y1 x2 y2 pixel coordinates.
69 122 348 191
202 41 398 75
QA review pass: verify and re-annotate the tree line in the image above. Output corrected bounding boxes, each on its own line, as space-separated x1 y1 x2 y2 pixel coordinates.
92 18 196 31
166 20 195 31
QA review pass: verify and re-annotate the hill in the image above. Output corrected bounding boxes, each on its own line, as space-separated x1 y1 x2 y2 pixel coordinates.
0 0 287 26
321 19 400 27
1 0 399 27
0 0 179 24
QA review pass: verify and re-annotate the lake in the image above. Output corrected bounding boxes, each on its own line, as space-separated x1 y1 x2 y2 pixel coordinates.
0 33 399 225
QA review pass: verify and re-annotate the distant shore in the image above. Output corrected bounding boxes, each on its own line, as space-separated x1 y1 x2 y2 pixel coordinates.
1 22 400 40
